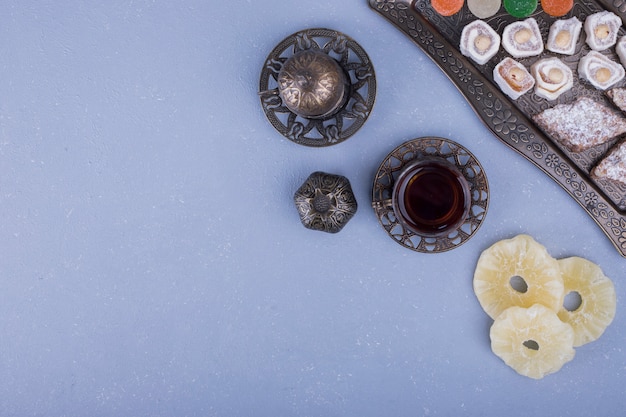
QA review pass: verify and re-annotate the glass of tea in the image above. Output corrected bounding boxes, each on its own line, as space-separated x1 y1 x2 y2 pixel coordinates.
392 157 471 237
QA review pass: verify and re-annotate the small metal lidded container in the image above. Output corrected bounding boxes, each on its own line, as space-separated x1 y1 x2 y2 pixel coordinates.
294 172 358 233
259 28 376 147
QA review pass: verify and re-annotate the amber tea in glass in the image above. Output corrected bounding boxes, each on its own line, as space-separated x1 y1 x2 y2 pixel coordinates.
393 158 470 237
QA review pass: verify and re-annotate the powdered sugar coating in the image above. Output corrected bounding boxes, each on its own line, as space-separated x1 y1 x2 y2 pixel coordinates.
502 18 544 58
593 141 626 185
607 87 626 113
532 97 626 152
546 17 582 55
460 20 501 65
584 10 621 51
493 57 535 100
616 36 626 68
531 57 573 100
578 51 625 90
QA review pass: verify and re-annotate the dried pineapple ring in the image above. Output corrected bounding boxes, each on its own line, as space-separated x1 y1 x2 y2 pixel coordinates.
490 304 575 379
473 234 564 319
557 257 617 347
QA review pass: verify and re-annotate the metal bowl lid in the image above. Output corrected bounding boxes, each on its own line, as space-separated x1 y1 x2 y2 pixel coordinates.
277 49 349 119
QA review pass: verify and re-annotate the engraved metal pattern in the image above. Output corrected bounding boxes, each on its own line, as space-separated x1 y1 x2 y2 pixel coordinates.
369 0 626 257
278 50 349 119
294 172 358 233
259 28 376 147
372 137 489 253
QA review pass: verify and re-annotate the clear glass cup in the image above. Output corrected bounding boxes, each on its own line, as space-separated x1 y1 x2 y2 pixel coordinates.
392 157 471 237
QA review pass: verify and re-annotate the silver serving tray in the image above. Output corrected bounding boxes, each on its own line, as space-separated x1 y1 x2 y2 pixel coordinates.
369 0 626 257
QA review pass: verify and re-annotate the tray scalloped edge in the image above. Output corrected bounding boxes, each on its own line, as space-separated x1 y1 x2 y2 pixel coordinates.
368 0 626 258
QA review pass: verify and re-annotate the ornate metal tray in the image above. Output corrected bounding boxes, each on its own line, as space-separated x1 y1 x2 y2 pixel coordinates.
369 0 626 257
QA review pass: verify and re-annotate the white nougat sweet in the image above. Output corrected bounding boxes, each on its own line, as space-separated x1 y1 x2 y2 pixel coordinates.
546 17 582 55
584 11 621 51
531 57 573 101
493 57 535 100
502 18 543 58
616 36 626 68
578 51 625 90
460 20 501 65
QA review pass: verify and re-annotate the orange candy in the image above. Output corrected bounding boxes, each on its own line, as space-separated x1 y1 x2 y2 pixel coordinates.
542 0 573 17
431 0 465 16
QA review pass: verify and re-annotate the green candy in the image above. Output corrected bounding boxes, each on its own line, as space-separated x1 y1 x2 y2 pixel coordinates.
503 0 537 17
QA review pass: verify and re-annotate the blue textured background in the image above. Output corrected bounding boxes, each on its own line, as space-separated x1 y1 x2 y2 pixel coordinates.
1 1 625 415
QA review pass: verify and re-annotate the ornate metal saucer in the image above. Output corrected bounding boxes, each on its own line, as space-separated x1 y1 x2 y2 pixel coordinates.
372 137 489 253
294 172 357 233
259 28 376 147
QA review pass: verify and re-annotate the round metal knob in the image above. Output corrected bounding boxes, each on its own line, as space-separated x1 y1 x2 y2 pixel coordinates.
277 50 349 119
